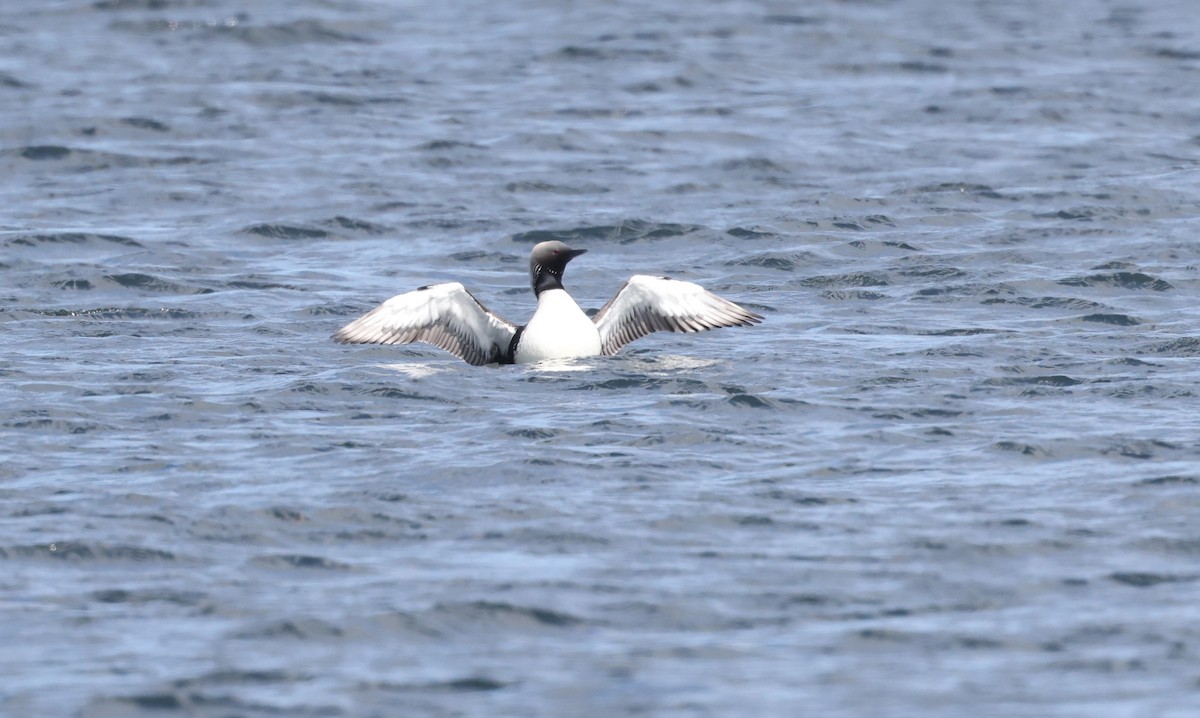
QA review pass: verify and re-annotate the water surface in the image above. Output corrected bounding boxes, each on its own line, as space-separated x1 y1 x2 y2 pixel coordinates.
2 1 1198 716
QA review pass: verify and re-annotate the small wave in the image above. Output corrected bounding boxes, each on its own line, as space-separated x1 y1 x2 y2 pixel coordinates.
110 694 184 711
726 226 777 238
1138 475 1197 486
758 489 858 506
242 223 330 239
726 391 774 409
908 407 964 418
18 145 71 160
225 277 299 290
984 375 1083 387
505 427 560 439
895 61 950 74
511 219 704 245
0 542 176 562
504 180 610 195
982 296 1111 311
29 306 201 319
448 250 513 262
1143 338 1200 356
103 273 212 294
5 145 201 168
241 216 390 240
763 14 824 26
365 386 450 401
919 327 1004 336
368 677 509 693
0 70 30 88
216 19 374 46
822 289 889 301
992 441 1052 457
845 238 920 251
233 619 344 640
91 589 207 606
720 156 791 174
1079 313 1140 326
93 0 184 8
50 279 93 290
899 265 967 280
120 116 170 132
550 44 671 62
1102 440 1181 460
906 182 1008 199
4 416 106 434
415 140 486 151
798 272 889 288
1151 47 1200 61
324 215 390 234
5 232 142 248
1108 572 1196 587
429 600 584 629
1036 205 1128 222
568 374 708 391
249 554 358 571
728 253 810 271
622 354 723 372
1058 272 1173 291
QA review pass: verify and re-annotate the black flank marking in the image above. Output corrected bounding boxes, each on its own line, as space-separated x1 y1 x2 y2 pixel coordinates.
504 326 526 364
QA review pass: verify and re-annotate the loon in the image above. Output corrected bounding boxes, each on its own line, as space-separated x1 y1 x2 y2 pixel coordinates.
332 240 762 365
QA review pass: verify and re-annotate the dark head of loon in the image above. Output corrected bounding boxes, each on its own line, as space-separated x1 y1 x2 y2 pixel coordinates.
528 240 588 295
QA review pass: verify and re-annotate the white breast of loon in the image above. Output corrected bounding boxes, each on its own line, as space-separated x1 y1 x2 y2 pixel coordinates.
514 288 602 364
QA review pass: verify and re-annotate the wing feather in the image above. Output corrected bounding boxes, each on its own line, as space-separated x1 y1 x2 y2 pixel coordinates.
593 275 762 355
332 282 516 365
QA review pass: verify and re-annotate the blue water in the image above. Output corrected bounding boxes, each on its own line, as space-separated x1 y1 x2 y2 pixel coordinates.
3 1 1199 716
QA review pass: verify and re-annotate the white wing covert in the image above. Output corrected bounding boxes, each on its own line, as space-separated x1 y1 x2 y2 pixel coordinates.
332 282 516 365
592 275 762 356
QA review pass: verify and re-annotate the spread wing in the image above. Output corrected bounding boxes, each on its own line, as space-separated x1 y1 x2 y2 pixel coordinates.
332 282 517 366
593 275 762 356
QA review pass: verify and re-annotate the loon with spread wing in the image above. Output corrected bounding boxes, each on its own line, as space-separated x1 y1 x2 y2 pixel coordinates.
332 241 762 365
